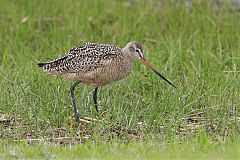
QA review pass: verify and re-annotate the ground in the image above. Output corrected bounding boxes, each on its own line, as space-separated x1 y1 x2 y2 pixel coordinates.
0 0 239 159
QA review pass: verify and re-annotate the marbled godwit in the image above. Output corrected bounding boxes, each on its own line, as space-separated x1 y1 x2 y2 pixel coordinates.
38 41 175 121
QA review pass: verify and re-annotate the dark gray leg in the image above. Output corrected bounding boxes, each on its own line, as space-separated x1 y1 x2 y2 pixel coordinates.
70 80 81 121
93 87 98 113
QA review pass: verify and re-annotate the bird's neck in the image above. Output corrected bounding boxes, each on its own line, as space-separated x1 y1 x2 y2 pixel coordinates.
121 48 134 62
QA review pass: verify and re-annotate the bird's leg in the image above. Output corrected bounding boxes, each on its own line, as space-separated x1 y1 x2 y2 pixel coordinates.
70 80 81 121
93 87 99 113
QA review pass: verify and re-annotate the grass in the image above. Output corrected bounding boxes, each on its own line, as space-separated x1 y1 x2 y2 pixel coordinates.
0 0 239 159
1 140 240 160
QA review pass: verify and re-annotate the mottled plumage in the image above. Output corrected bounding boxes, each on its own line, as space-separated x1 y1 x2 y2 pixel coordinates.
38 41 175 121
38 43 131 86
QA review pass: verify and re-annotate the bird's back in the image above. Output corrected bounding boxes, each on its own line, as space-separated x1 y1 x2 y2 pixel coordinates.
38 43 132 86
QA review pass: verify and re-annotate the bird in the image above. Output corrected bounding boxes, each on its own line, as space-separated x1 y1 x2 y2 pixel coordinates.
38 41 176 122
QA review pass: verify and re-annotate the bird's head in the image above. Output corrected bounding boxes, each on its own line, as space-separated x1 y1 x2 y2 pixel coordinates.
123 41 144 60
123 41 176 88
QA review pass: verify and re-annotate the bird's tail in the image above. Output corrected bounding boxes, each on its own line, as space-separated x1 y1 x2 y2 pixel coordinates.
38 62 62 75
37 62 56 74
37 55 69 74
37 63 47 68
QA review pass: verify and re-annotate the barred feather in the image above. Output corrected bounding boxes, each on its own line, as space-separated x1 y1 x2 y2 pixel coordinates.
38 42 134 86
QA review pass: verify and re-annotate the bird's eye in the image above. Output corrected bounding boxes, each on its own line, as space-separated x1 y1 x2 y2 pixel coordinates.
135 49 143 58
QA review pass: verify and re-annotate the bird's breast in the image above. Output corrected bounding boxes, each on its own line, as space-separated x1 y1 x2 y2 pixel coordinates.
93 58 132 86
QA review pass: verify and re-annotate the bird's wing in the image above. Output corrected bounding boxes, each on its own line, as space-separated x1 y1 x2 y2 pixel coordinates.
38 43 123 74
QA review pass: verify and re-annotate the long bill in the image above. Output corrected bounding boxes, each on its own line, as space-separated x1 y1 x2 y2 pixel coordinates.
141 57 176 88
